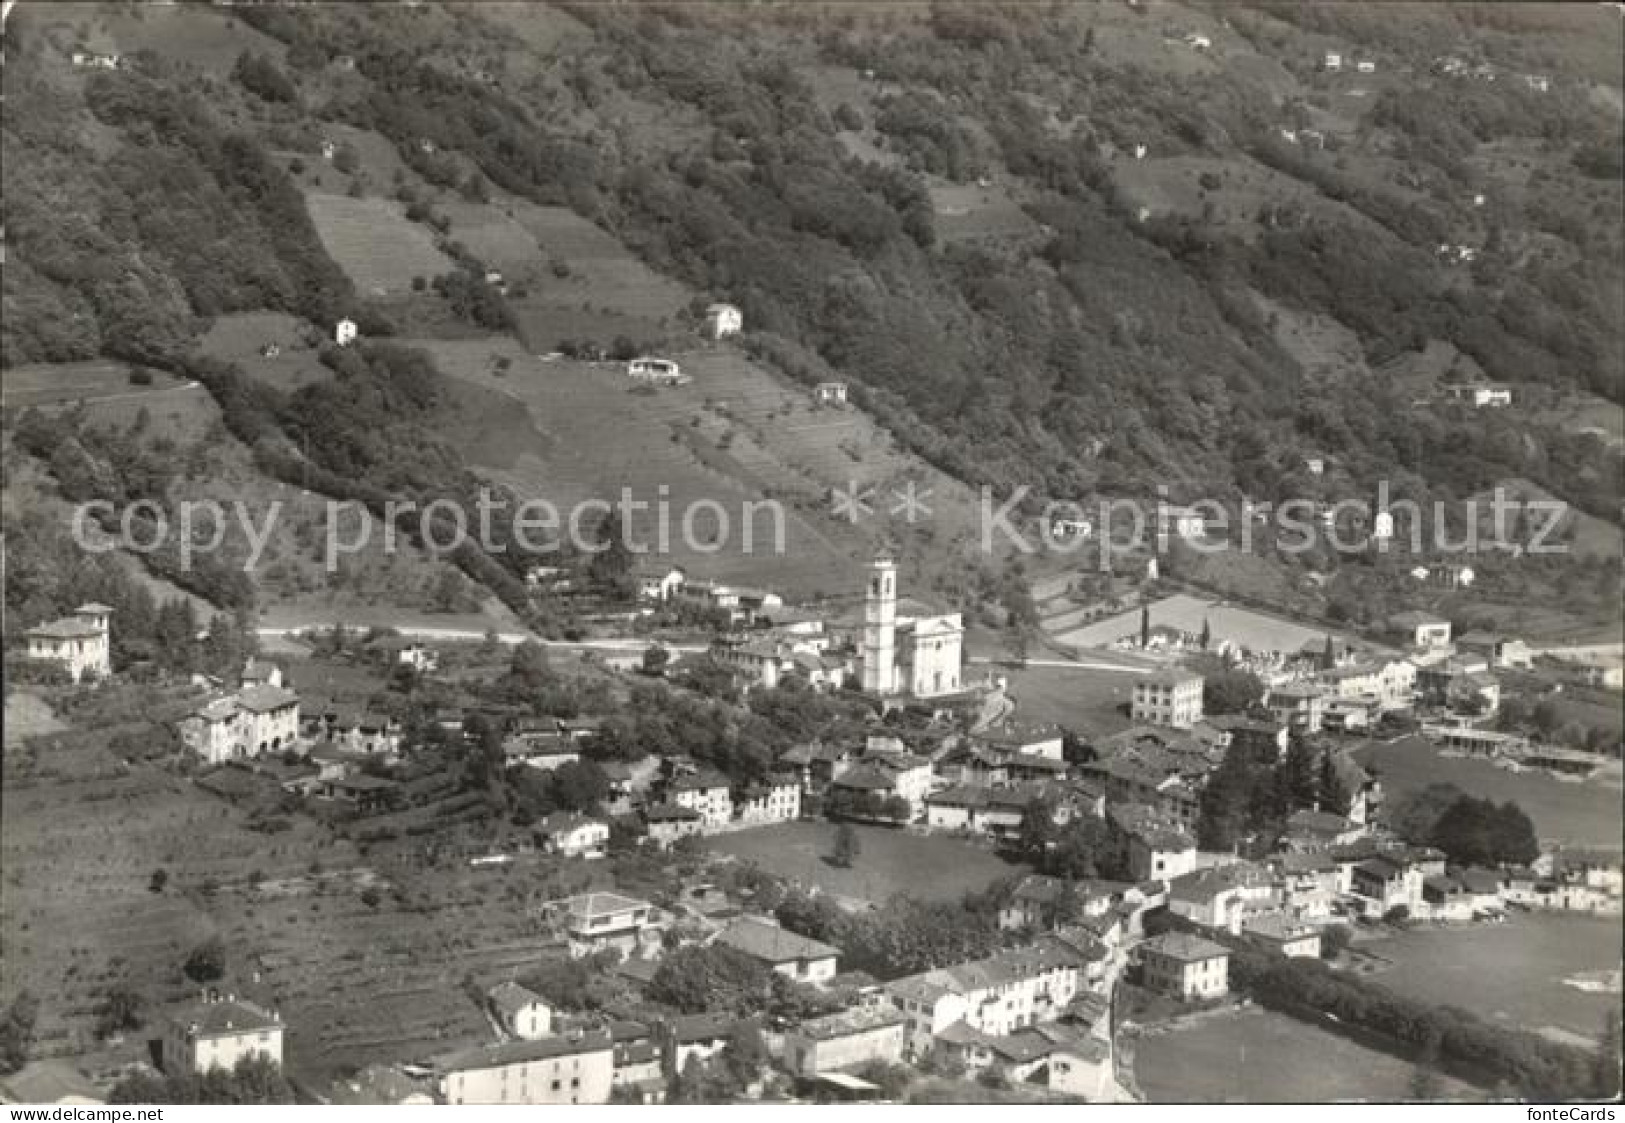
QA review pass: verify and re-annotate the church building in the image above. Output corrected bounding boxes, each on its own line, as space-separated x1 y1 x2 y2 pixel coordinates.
858 554 963 699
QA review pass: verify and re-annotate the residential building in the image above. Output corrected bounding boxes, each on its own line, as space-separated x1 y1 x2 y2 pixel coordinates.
432 1032 614 1105
885 943 1087 1059
642 803 703 847
1108 804 1197 882
1349 854 1424 918
24 604 112 682
502 730 580 772
609 1022 663 1102
1455 632 1534 670
1266 682 1329 734
334 318 358 346
1131 670 1204 729
664 1013 751 1076
542 892 661 959
715 917 839 985
703 302 743 339
1241 914 1321 958
180 686 301 764
1389 610 1452 650
1158 505 1207 541
1442 381 1512 408
783 1007 907 1077
815 381 849 404
1167 863 1275 935
0 1061 105 1106
160 996 283 1075
537 812 609 859
1137 932 1230 1000
733 775 801 825
667 770 732 828
626 357 684 384
632 563 686 602
488 982 551 1041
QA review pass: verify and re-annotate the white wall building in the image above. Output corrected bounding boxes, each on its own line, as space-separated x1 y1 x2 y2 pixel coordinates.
25 604 112 682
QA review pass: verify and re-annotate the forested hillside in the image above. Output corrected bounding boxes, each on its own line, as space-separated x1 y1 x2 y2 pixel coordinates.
2 0 1621 630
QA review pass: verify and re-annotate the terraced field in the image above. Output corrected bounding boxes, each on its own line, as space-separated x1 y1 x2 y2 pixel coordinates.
304 193 457 295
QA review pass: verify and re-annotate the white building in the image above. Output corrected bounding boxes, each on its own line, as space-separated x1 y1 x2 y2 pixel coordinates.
537 812 609 860
1137 932 1229 1000
858 554 963 699
180 686 301 764
815 381 849 404
334 318 358 347
1131 670 1205 729
432 1032 614 1105
161 996 283 1075
626 357 685 385
1443 382 1512 408
715 916 839 985
734 776 801 825
703 302 743 339
488 982 552 1041
25 604 112 682
885 943 1086 1059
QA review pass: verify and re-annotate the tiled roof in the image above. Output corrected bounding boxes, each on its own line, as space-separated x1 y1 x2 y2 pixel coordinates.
1140 932 1230 963
487 981 544 1018
430 1030 612 1072
716 917 839 964
169 998 280 1037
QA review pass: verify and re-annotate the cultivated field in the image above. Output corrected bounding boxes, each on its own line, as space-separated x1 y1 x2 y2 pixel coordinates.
304 193 456 295
1133 1007 1485 1103
706 821 1022 906
1354 736 1624 851
507 203 691 327
1357 913 1624 1043
990 661 1147 739
1054 592 1342 654
929 182 1042 245
21 2 286 72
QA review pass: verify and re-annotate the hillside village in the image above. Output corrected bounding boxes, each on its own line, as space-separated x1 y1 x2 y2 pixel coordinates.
1 0 1622 1109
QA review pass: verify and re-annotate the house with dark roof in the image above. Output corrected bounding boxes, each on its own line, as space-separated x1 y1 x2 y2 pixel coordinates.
641 803 702 848
1137 932 1230 1000
714 917 839 984
783 1007 907 1077
537 812 609 859
24 604 111 682
666 770 732 827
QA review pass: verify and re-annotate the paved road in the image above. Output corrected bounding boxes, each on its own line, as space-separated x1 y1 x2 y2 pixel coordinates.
255 623 706 655
967 655 1154 674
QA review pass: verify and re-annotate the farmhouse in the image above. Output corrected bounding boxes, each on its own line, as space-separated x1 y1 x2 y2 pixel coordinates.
1158 505 1207 542
714 917 840 984
71 51 121 70
626 357 685 385
160 995 283 1076
488 982 551 1041
431 1031 615 1105
537 812 609 859
703 302 743 339
1137 932 1230 1000
1455 631 1533 669
179 685 301 765
24 603 112 682
334 318 358 346
783 1007 907 1077
815 380 849 404
1131 669 1204 729
1241 914 1321 958
1108 803 1197 882
1167 863 1275 934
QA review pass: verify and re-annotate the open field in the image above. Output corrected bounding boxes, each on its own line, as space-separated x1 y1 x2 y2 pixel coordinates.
990 661 1149 739
507 203 691 326
1354 736 1623 851
2 360 181 408
1133 1006 1484 1103
21 1 286 72
1356 913 1623 1043
928 182 1042 245
196 312 332 390
304 193 456 295
1054 592 1346 655
706 821 1022 906
2 692 66 748
404 336 879 595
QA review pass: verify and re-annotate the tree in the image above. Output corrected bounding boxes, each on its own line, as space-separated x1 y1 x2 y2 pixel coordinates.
95 985 144 1039
1319 923 1352 961
1317 750 1350 815
648 945 776 1015
1016 796 1057 862
1199 617 1211 651
831 822 860 869
183 938 226 984
1409 1027 1443 1100
1139 604 1151 648
0 993 38 1075
148 868 170 894
1203 667 1265 715
1594 1010 1622 1099
641 645 670 677
509 640 551 687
